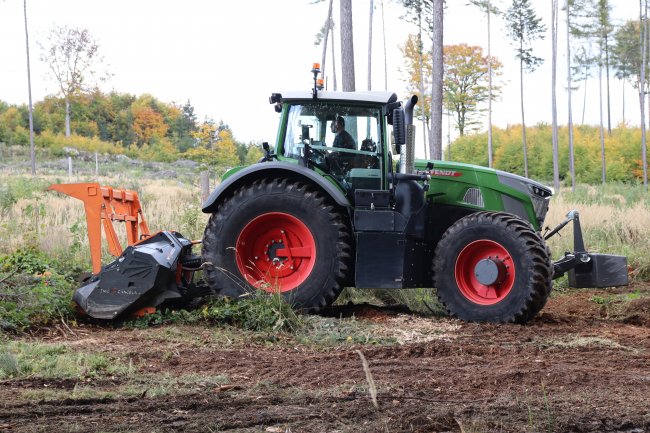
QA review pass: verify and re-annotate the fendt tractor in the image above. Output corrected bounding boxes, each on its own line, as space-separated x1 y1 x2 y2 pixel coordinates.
51 65 629 324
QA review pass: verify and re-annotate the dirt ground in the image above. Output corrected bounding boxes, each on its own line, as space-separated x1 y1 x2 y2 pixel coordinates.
1 285 649 433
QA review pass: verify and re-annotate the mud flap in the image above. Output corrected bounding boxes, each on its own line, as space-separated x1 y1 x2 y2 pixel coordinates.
568 253 629 288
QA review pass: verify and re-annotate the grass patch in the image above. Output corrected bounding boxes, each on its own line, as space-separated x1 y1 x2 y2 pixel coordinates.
541 335 631 351
297 315 398 347
125 293 303 333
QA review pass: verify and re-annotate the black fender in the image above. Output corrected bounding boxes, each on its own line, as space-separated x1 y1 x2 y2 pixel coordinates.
201 161 351 214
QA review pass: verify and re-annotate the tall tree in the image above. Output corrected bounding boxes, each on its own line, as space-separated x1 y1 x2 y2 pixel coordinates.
469 0 501 168
340 0 356 91
442 44 502 136
569 0 612 182
612 20 649 127
40 26 109 137
330 22 339 91
567 0 576 192
314 0 335 87
23 0 35 175
399 0 434 157
381 0 388 90
505 0 546 178
596 0 612 182
430 0 444 160
401 34 432 134
612 21 640 123
551 0 560 190
368 0 374 91
642 0 648 188
597 0 613 136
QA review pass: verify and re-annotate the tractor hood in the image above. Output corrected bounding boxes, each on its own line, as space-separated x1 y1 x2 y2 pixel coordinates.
415 159 554 229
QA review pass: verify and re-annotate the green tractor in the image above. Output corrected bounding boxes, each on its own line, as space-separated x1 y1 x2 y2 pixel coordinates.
58 67 628 323
199 67 628 323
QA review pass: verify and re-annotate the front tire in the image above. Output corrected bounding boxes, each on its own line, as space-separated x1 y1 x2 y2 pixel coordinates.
201 178 352 311
433 211 552 323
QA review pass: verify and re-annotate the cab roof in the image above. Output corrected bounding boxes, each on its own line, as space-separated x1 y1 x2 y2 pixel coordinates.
276 90 399 105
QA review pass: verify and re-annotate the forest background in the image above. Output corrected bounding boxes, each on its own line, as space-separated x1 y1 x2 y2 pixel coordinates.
1 0 649 185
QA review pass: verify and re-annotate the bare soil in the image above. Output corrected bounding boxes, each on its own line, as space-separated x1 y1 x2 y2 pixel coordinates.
1 285 649 433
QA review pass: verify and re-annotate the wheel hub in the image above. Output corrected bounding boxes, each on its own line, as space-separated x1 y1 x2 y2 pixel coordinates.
455 239 516 305
235 212 316 292
474 258 507 286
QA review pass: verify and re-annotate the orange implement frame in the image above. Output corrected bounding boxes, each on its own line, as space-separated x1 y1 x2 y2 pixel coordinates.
49 183 151 274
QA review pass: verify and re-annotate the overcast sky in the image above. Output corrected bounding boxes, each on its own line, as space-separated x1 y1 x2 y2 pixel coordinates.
0 0 641 155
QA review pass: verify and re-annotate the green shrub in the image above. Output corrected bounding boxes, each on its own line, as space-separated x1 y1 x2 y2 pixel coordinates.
127 294 302 333
0 248 76 332
201 294 302 332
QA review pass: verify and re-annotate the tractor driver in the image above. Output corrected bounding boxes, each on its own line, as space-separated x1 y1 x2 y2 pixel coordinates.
330 116 356 150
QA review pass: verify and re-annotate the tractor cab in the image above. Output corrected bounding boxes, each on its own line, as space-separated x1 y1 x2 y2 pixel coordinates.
270 65 401 201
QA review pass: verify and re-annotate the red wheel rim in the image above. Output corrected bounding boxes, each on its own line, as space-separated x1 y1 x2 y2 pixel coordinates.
235 212 316 293
455 239 515 305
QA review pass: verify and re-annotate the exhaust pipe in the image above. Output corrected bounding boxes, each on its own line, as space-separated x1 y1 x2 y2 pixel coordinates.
400 95 418 174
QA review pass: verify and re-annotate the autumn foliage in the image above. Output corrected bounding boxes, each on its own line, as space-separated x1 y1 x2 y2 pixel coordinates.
0 92 262 168
449 122 647 184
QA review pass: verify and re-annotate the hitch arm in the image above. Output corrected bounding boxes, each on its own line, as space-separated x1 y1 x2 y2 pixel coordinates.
545 210 589 279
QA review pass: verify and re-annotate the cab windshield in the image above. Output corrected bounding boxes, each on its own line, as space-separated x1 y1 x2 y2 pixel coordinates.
282 103 383 191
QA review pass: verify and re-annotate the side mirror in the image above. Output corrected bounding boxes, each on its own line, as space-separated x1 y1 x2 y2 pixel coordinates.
260 142 275 162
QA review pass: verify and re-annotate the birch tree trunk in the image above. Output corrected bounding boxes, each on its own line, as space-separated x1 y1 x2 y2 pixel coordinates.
24 0 35 175
487 0 494 168
419 18 428 159
520 55 528 178
551 0 560 190
429 0 444 160
381 0 388 90
605 33 612 135
321 0 334 81
340 0 356 92
642 0 648 188
368 0 373 91
567 0 576 192
65 98 71 138
599 61 606 184
330 26 338 91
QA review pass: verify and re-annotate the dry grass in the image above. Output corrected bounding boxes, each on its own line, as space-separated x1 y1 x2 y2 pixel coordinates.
545 189 650 279
2 170 649 281
0 173 207 267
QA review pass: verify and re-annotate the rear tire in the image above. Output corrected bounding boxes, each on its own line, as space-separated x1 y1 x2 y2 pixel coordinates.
201 178 352 311
433 211 552 323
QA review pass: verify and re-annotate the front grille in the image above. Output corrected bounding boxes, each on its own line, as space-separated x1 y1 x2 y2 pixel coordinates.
532 195 550 225
463 188 484 208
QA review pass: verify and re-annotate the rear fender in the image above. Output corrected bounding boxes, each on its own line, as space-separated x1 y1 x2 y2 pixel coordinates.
201 162 351 214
